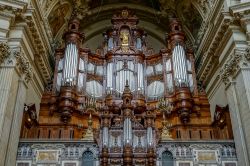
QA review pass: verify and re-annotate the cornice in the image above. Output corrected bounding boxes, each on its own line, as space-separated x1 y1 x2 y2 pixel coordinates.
0 0 28 10
197 12 235 82
24 13 52 83
229 1 250 14
195 0 223 53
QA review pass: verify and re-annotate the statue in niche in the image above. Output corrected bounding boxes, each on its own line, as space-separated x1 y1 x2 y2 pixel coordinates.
120 31 129 46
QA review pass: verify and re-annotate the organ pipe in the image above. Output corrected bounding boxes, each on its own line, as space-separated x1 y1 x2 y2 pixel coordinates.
103 127 109 146
62 43 79 86
172 44 188 86
123 118 132 145
147 127 153 146
137 63 144 91
107 62 113 90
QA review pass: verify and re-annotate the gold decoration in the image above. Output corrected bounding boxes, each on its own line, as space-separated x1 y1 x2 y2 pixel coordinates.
121 9 129 18
36 150 58 162
161 113 173 140
197 151 216 161
81 113 94 141
120 30 129 52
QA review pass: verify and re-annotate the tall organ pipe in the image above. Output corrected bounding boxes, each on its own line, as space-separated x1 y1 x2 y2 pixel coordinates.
137 63 144 91
62 43 79 86
172 44 188 86
103 127 109 146
124 118 132 145
107 63 113 91
147 127 153 146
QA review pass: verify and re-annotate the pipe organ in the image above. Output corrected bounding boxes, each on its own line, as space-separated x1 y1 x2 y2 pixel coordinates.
20 9 234 166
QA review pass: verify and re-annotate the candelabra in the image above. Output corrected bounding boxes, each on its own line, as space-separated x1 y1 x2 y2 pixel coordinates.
158 98 174 115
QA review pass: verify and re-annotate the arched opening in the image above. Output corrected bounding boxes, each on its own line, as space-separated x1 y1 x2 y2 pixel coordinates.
82 150 94 166
162 150 174 166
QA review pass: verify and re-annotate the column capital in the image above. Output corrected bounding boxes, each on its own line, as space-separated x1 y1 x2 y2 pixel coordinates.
1 47 33 83
220 47 250 86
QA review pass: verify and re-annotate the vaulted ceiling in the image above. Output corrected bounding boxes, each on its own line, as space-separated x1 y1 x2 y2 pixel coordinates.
45 0 204 53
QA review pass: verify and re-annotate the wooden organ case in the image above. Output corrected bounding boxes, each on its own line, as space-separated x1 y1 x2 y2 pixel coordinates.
20 9 234 166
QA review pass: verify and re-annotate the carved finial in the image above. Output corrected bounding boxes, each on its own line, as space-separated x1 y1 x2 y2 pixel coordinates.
125 80 129 87
122 80 132 99
88 113 93 127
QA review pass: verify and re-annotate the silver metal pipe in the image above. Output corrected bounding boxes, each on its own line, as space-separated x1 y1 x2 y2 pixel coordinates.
63 44 70 83
181 45 188 82
180 45 186 82
71 43 75 82
74 45 78 84
72 44 76 82
177 45 181 80
173 44 188 85
69 44 73 82
67 43 71 80
67 43 72 81
178 45 183 80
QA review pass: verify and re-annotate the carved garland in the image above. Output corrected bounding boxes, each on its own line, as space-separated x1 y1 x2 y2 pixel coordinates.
14 51 33 83
220 48 250 85
0 42 10 64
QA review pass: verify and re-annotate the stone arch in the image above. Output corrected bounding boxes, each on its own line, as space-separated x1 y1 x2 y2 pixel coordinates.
82 150 95 166
162 150 174 166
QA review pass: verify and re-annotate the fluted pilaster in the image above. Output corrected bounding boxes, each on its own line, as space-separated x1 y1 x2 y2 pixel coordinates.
5 79 27 166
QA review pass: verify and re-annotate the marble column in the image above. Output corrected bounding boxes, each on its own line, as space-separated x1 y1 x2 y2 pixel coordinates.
226 73 250 166
4 78 27 166
0 66 15 138
0 56 17 166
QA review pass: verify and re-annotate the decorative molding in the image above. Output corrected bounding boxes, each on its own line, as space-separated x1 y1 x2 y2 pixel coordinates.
14 51 33 83
0 42 10 64
197 12 236 82
24 14 52 82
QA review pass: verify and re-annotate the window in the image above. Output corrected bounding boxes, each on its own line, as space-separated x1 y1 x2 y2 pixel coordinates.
162 151 174 166
82 151 94 166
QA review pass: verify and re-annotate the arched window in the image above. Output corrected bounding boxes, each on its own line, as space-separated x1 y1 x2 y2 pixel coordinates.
162 150 174 166
82 150 94 166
